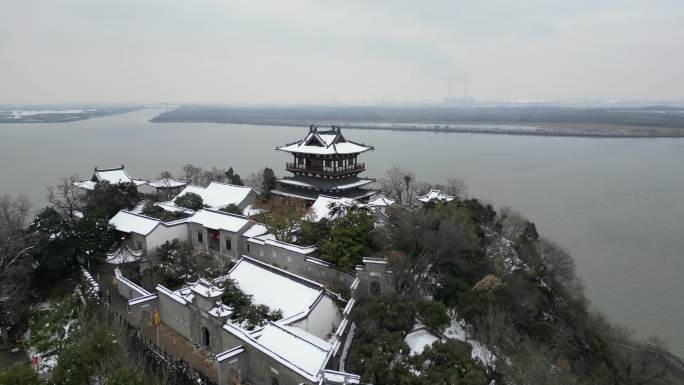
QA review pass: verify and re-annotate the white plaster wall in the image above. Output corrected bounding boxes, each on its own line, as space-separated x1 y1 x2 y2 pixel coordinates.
291 295 342 339
146 223 189 253
157 291 192 340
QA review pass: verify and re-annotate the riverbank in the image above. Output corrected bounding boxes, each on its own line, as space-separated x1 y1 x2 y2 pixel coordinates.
149 105 684 138
0 107 140 123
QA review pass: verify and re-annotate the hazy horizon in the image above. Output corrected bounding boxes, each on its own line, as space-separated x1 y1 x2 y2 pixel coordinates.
2 0 684 105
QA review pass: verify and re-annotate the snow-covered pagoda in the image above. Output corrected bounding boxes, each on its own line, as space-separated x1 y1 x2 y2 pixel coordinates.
274 125 377 201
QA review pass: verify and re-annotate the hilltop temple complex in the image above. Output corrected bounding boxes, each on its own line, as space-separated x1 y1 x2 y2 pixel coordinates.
70 122 464 385
77 125 405 385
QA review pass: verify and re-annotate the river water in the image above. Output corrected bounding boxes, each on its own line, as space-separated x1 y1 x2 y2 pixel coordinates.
0 109 681 355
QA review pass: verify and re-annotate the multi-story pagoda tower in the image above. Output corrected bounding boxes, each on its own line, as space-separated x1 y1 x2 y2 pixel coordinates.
273 125 377 202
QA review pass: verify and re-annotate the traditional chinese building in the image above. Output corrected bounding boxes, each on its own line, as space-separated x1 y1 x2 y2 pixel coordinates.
274 125 377 202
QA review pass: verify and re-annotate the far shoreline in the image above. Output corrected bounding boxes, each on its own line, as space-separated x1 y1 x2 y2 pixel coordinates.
148 117 684 139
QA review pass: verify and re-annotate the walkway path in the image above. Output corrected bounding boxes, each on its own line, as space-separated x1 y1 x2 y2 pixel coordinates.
95 267 219 383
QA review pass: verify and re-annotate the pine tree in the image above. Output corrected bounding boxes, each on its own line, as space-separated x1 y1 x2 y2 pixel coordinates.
261 167 277 198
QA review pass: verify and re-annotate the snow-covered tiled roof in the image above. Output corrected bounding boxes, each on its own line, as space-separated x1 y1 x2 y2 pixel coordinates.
216 346 244 362
190 209 251 232
106 244 143 265
189 278 223 298
368 194 395 207
416 189 455 203
74 180 97 191
109 211 161 236
148 177 187 188
155 201 196 214
209 304 232 318
173 182 255 209
247 237 316 254
323 370 361 384
157 285 189 305
276 125 373 155
307 195 358 222
116 268 152 297
95 166 134 185
277 175 374 191
242 223 270 238
256 323 332 377
227 257 323 320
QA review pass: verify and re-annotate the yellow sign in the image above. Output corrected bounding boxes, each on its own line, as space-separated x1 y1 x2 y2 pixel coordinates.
152 308 161 326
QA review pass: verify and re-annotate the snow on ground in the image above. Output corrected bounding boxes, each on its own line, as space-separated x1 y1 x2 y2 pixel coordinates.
444 313 497 368
483 228 526 273
404 327 440 356
81 268 100 296
469 340 496 368
444 318 467 342
8 109 91 118
23 320 59 375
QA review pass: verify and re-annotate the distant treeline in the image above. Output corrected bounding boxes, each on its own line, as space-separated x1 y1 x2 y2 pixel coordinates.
150 105 684 132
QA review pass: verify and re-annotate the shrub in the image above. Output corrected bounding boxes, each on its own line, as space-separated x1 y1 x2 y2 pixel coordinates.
220 204 243 215
0 363 45 385
221 279 282 329
418 300 450 332
174 192 204 211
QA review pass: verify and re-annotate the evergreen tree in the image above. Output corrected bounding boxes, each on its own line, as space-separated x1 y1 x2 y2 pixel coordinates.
86 181 139 217
174 192 204 211
52 328 116 385
77 208 115 264
418 300 450 332
261 167 277 198
220 203 243 215
321 207 376 270
29 207 79 278
225 167 244 185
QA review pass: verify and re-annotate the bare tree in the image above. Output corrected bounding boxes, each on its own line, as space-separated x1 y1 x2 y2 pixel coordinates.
412 176 468 199
538 238 585 302
244 170 265 193
47 174 84 220
379 166 414 204
445 177 468 198
180 163 202 184
200 166 226 186
382 207 474 295
498 206 529 241
0 195 35 329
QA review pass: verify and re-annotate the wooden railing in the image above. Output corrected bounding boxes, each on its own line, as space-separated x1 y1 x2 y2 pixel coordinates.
286 162 365 176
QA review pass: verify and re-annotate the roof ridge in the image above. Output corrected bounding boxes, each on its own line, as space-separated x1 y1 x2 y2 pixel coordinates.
208 181 253 189
96 165 125 172
119 210 161 222
268 322 330 352
222 323 320 381
202 208 250 219
239 255 324 290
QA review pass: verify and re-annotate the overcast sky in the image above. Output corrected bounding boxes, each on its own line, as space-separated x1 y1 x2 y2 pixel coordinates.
1 0 683 104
